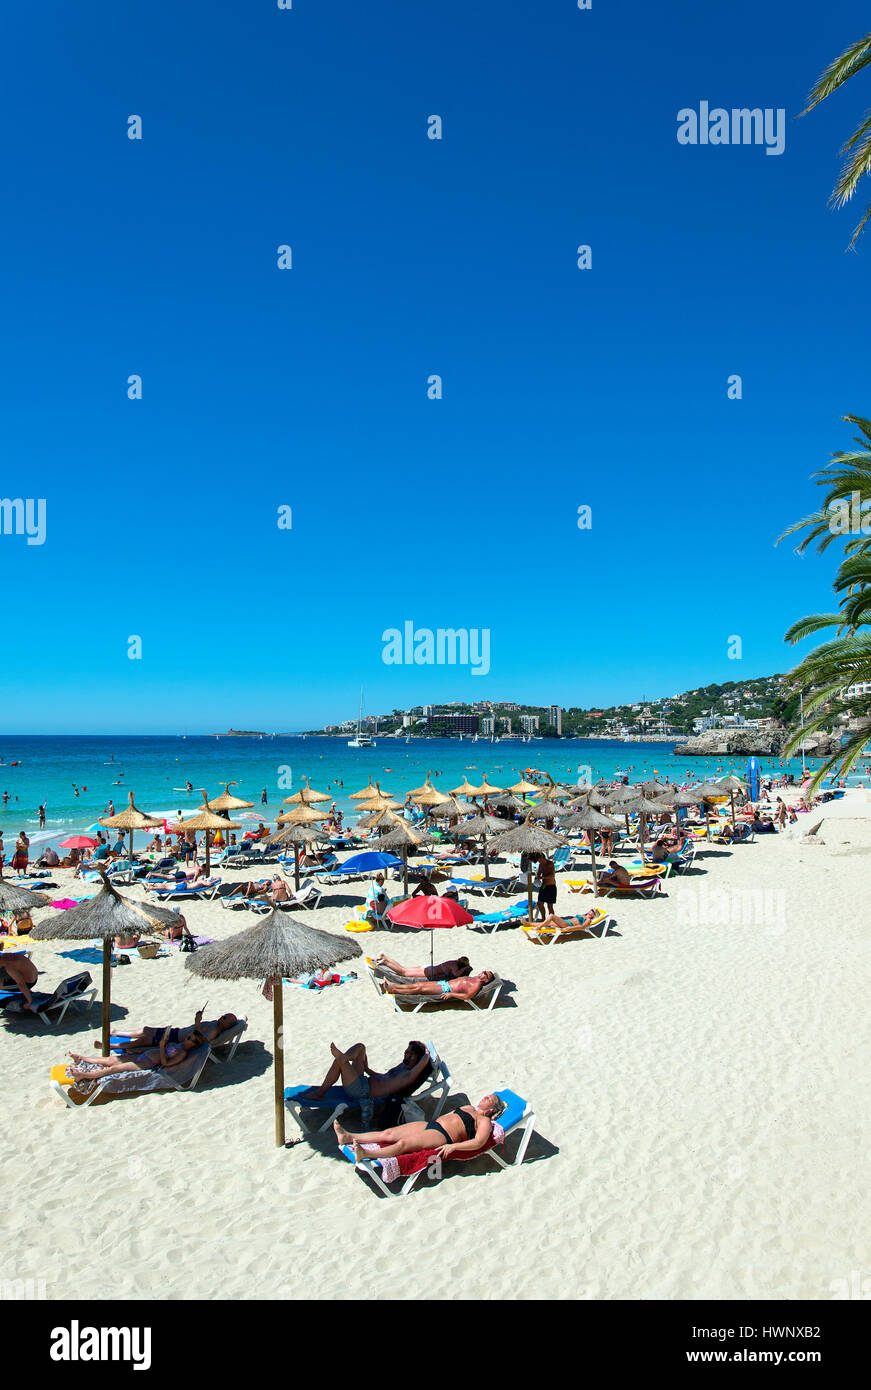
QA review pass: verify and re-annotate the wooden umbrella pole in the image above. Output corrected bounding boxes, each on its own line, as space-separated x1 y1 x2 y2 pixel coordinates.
483 830 489 881
273 982 286 1147
590 839 598 897
293 844 300 893
730 791 736 828
526 868 533 923
402 844 408 896
205 829 211 874
101 938 112 1056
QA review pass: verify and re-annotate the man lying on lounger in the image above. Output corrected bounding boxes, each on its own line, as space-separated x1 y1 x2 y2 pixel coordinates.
374 953 472 981
385 969 496 1001
596 860 631 888
94 1009 239 1052
297 1039 431 1112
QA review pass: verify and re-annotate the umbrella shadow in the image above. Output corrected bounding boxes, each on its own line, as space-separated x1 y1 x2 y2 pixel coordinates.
196 1039 273 1089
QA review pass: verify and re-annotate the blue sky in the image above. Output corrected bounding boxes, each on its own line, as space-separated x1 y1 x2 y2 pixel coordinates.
0 0 867 731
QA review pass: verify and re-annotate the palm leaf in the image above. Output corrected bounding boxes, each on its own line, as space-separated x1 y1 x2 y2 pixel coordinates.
801 33 871 115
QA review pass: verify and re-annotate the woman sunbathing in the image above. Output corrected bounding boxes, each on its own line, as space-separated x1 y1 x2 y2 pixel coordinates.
67 1029 208 1080
299 1039 431 1106
334 1093 506 1162
536 909 600 933
374 953 472 981
386 969 496 1000
94 1010 238 1052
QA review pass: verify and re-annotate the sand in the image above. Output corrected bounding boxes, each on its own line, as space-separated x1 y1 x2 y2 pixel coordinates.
3 791 871 1302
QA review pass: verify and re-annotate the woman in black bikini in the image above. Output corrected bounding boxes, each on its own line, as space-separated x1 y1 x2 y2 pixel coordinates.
333 1093 506 1162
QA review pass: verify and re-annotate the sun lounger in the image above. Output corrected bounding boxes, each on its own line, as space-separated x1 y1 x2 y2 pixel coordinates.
521 907 612 944
343 1085 536 1197
567 875 663 899
49 1042 211 1109
284 1040 451 1137
1 972 96 1026
469 900 529 932
377 972 504 1013
146 878 222 902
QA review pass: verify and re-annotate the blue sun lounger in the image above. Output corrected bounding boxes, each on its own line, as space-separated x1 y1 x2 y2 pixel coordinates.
469 901 529 933
342 1086 536 1197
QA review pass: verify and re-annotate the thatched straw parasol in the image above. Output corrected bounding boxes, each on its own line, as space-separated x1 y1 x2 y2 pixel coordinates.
528 796 570 821
275 804 329 887
466 774 504 799
622 794 674 862
349 777 393 802
454 812 506 882
284 776 331 806
208 782 255 813
367 815 432 894
185 912 362 1147
449 777 479 796
490 792 528 813
0 881 51 915
653 786 701 833
410 778 444 807
177 793 241 873
507 777 540 794
690 782 730 839
408 772 437 798
355 783 402 814
488 815 566 921
99 791 164 867
559 807 622 896
637 780 668 796
29 873 182 1054
267 823 321 892
715 775 747 828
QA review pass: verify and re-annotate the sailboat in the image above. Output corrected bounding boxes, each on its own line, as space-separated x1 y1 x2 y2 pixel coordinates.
347 688 376 748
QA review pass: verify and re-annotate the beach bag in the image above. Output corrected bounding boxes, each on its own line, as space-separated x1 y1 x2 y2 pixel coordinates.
179 934 197 953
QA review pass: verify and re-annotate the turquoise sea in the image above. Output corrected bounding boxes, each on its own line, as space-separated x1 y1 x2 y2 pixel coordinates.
0 734 850 855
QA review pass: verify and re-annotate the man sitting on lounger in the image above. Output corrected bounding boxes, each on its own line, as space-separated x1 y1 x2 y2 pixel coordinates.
596 860 631 888
67 1029 208 1081
96 1009 239 1052
386 969 496 1001
298 1039 432 1115
374 953 472 982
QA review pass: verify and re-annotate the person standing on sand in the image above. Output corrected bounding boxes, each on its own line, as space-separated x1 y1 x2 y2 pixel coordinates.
11 832 29 874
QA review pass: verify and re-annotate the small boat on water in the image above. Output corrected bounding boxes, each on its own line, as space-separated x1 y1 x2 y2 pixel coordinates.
348 688 376 748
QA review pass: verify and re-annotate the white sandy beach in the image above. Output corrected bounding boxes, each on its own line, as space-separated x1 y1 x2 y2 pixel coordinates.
4 792 871 1302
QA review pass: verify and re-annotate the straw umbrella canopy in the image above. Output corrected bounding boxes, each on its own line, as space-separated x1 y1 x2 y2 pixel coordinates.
208 782 255 813
354 783 403 814
621 794 674 863
490 792 528 814
454 812 506 882
637 780 668 797
559 807 623 896
507 776 541 794
284 776 332 806
178 793 241 873
185 911 362 1147
349 777 383 802
99 791 164 866
466 774 505 801
449 777 479 797
266 823 322 892
691 782 731 839
29 874 182 1055
410 779 444 807
367 815 432 894
488 815 566 921
528 796 570 822
408 773 439 798
0 881 51 916
653 785 702 833
275 803 330 889
715 775 747 828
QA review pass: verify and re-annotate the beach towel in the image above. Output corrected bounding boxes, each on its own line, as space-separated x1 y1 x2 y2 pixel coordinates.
360 1121 504 1183
51 898 82 910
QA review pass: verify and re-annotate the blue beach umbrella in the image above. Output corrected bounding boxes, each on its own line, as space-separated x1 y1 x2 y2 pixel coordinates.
338 851 403 873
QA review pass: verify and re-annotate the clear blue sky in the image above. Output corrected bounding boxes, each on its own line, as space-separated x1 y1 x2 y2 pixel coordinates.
1 0 866 732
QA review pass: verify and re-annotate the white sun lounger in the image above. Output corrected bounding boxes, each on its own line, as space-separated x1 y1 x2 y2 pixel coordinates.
284 1040 451 1137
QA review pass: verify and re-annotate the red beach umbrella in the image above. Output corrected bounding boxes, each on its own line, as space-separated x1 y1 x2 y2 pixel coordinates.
386 894 473 966
58 836 99 850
